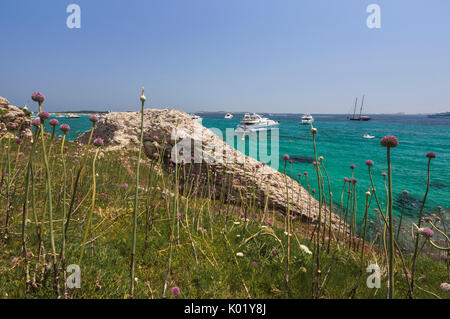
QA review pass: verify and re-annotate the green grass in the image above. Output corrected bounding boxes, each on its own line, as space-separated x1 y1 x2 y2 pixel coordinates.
0 134 448 299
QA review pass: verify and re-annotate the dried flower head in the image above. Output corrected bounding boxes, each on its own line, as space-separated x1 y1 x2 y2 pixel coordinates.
440 283 450 293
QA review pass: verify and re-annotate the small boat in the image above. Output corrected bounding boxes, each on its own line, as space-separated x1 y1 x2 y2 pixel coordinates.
363 134 375 139
224 112 234 119
348 95 371 121
66 113 80 119
235 113 279 133
190 114 203 124
300 113 314 125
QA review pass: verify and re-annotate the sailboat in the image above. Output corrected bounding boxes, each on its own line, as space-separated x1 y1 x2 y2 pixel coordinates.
348 95 371 121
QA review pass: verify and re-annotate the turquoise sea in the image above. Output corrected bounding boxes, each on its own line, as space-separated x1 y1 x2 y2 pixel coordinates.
50 113 450 224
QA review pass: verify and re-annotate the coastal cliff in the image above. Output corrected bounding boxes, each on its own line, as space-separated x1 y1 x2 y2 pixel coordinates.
77 109 342 230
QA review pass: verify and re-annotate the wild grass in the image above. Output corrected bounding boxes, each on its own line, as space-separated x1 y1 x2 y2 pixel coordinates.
0 91 449 299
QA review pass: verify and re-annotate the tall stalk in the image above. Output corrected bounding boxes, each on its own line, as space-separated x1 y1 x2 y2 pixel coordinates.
130 88 146 298
37 110 60 297
411 152 435 295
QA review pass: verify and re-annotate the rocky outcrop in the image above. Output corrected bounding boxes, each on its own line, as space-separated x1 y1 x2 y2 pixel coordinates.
77 109 343 230
0 96 32 138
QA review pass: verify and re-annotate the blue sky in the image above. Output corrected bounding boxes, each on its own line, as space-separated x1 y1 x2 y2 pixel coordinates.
1 0 449 113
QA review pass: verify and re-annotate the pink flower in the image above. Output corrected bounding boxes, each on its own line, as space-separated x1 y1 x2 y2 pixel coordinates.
31 92 45 103
120 183 128 189
365 160 374 167
380 135 399 148
49 118 59 126
32 118 41 127
426 152 436 159
402 190 408 195
89 115 99 123
60 124 70 134
38 111 50 121
418 227 434 238
93 137 104 147
283 154 290 161
171 286 180 297
350 164 355 169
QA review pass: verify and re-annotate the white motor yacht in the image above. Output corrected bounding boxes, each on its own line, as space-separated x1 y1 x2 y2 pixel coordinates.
224 112 234 119
190 114 203 124
236 113 279 133
300 113 314 125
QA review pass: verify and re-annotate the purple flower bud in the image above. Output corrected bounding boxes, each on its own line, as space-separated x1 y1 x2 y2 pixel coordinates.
32 118 41 127
31 92 45 104
365 160 374 167
93 137 104 147
283 154 290 161
380 135 399 148
171 286 180 297
49 118 59 126
38 111 50 121
418 227 434 238
120 183 128 189
15 138 22 144
350 164 355 169
59 124 70 134
89 115 99 123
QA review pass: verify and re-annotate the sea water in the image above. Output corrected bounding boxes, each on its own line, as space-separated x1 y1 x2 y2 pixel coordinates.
54 113 450 223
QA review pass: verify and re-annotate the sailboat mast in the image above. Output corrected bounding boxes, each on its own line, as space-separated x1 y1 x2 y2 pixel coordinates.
359 94 365 118
353 97 358 119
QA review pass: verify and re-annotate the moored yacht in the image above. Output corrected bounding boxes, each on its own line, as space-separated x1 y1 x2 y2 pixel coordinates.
300 113 314 125
224 112 234 119
190 114 203 124
235 113 279 133
66 113 80 119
